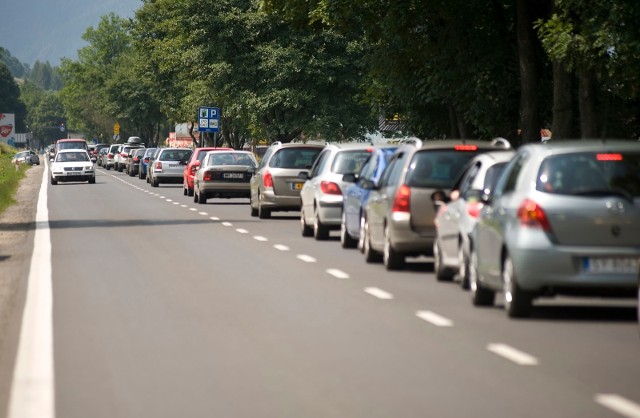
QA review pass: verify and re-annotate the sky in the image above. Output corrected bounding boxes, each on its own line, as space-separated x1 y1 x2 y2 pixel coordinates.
0 0 142 66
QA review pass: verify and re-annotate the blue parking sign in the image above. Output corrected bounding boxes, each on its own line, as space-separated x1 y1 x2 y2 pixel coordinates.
198 107 220 133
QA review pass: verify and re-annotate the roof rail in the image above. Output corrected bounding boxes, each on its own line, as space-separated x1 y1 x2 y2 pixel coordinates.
270 141 282 146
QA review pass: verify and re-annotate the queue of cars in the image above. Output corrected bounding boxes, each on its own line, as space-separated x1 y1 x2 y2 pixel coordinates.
54 135 639 319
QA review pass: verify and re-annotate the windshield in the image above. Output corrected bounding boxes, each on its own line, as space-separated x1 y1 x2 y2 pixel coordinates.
57 152 89 162
536 151 640 197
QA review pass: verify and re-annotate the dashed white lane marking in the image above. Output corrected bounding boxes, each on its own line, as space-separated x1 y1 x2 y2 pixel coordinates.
173 202 179 205
189 208 197 212
236 228 248 234
364 287 394 300
595 394 640 418
9 161 54 418
326 269 350 279
254 236 268 242
297 254 316 263
209 217 219 221
274 244 289 251
221 222 232 227
198 212 208 216
487 343 539 366
159 196 165 199
181 205 188 208
415 310 453 327
166 199 173 202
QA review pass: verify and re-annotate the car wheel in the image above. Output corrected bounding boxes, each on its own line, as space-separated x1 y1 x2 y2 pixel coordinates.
357 215 366 253
459 245 470 290
183 182 188 196
383 225 405 270
106 165 111 171
300 209 313 237
50 176 57 185
469 248 495 307
363 219 382 263
118 164 123 172
249 195 259 217
434 240 453 281
197 190 207 204
258 197 271 219
503 255 533 318
151 177 158 187
139 170 143 179
313 206 330 240
340 212 357 249
88 176 96 184
146 174 150 183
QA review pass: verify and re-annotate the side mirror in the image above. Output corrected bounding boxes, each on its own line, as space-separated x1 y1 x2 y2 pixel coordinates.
298 171 310 181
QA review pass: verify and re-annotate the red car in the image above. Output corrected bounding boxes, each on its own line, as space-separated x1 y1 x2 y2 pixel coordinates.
183 147 233 196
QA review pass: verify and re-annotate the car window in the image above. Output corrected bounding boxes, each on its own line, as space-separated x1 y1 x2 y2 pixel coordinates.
536 151 640 197
259 148 274 169
458 161 481 193
358 156 375 181
493 152 528 199
309 150 330 177
379 152 405 188
405 150 480 189
483 162 508 193
273 148 323 170
331 150 373 175
160 149 191 161
57 152 89 162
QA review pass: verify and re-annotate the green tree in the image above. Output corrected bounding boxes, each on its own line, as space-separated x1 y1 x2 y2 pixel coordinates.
0 62 27 131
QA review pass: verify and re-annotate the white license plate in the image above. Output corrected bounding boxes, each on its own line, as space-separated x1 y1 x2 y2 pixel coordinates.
583 257 639 274
67 171 81 176
169 164 178 168
291 182 303 191
223 173 244 179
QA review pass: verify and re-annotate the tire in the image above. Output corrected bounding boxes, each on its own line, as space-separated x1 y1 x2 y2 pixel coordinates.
300 209 313 237
151 177 158 187
88 176 96 184
469 248 495 307
183 183 188 196
383 225 405 270
117 164 123 172
146 174 150 183
357 215 366 253
459 245 470 290
197 189 207 204
363 219 382 263
106 165 111 171
313 206 330 240
50 176 57 185
139 169 143 180
258 204 271 219
434 240 454 281
503 256 533 318
340 212 358 248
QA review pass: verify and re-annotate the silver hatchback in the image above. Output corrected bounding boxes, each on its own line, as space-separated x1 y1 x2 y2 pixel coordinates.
470 140 640 318
149 148 193 187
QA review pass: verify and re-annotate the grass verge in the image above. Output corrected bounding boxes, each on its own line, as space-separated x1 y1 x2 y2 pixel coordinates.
0 143 29 215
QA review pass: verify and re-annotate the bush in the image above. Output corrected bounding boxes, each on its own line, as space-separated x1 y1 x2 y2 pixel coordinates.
0 143 28 215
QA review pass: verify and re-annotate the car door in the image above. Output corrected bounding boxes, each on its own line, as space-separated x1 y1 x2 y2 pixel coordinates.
344 155 376 235
300 149 331 223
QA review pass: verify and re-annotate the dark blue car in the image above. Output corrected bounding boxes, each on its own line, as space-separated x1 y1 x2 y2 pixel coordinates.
138 147 157 180
340 146 397 249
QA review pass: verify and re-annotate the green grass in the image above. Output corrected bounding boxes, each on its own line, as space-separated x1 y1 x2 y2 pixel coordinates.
0 143 29 215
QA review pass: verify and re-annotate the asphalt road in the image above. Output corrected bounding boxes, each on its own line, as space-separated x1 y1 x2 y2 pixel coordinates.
25 165 640 417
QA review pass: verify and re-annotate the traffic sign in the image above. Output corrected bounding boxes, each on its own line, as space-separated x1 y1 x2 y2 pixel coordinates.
197 107 220 133
114 122 120 134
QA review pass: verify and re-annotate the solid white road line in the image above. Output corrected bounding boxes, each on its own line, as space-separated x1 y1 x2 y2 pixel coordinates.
297 254 317 263
236 228 248 234
364 287 394 300
487 343 539 366
253 236 268 242
596 394 640 418
326 269 350 279
9 162 55 418
415 310 454 327
273 244 289 251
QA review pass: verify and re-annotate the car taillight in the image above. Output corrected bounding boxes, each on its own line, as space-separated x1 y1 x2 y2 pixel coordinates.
263 171 273 188
454 144 478 151
133 157 140 162
320 181 342 195
121 152 127 157
155 161 162 170
203 171 213 181
392 184 411 213
517 199 551 231
466 201 483 218
143 157 149 163
108 153 113 158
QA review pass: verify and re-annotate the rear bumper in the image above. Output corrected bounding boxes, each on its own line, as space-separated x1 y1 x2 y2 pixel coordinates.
259 190 302 211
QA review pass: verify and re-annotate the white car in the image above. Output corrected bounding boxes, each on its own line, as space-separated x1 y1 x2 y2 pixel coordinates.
50 149 95 185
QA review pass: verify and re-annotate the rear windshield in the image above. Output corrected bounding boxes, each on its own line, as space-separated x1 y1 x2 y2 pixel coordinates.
160 149 192 161
406 149 483 189
269 148 322 169
536 151 640 197
206 152 255 166
331 150 373 174
58 141 87 150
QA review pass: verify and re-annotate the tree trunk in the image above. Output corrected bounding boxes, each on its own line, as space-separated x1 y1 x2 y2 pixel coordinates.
517 0 542 144
552 61 574 140
577 65 597 138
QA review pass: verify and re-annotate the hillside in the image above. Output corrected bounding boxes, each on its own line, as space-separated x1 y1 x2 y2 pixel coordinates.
0 0 141 66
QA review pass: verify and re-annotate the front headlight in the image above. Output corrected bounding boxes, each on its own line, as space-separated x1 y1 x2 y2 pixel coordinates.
85 166 93 170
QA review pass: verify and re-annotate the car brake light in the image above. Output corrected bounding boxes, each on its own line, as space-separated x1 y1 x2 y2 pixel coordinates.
454 144 478 151
596 153 623 161
263 171 273 188
517 199 551 231
143 157 149 163
320 181 342 195
392 185 411 213
203 171 213 181
121 152 127 157
467 201 483 218
133 157 139 162
155 161 162 170
108 153 113 158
